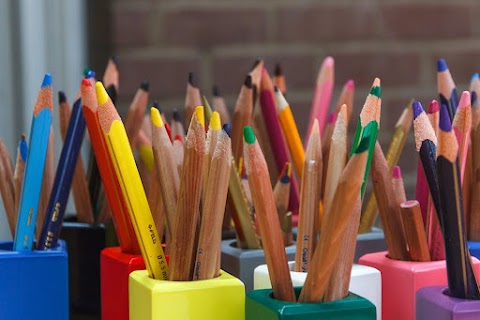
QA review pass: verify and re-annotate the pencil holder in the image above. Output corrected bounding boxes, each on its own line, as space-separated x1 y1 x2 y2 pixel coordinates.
468 241 480 260
0 240 69 320
220 238 296 291
416 286 480 320
100 247 145 320
246 287 376 319
60 220 105 314
253 261 382 320
129 269 245 320
358 251 480 320
292 227 386 262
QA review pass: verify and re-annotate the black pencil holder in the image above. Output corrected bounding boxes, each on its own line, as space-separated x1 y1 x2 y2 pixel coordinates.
60 218 106 315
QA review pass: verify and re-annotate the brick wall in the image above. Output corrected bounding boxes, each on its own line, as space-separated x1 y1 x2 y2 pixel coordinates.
90 0 480 198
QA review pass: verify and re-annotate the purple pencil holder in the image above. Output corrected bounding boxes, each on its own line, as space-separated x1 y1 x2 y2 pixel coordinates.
416 286 480 320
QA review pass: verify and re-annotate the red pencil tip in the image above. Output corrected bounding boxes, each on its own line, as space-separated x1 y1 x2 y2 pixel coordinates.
82 78 92 87
174 134 183 142
392 165 402 179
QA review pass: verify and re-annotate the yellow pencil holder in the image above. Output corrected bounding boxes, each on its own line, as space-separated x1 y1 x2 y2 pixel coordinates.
129 269 245 320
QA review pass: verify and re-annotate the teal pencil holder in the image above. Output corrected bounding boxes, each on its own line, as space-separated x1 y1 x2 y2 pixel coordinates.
0 240 69 320
246 287 376 320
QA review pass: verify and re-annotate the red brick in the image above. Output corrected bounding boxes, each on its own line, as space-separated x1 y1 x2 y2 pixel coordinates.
111 7 150 49
162 8 268 47
118 57 201 101
212 55 317 95
277 4 378 42
333 52 421 88
381 5 472 40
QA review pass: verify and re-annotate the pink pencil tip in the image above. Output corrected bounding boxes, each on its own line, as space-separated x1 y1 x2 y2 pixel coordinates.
345 80 355 90
327 112 338 124
458 91 471 109
427 100 439 113
323 56 334 67
392 166 402 179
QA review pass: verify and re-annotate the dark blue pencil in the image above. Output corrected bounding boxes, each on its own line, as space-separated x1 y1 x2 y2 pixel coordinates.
437 58 458 122
38 98 87 250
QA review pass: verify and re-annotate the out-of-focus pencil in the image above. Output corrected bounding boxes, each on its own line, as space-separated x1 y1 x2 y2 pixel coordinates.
0 140 15 237
273 63 286 95
273 163 292 246
243 126 295 302
453 91 472 182
37 116 54 240
124 81 149 145
335 80 355 125
295 120 322 272
212 85 230 125
103 56 119 94
231 75 253 163
321 112 338 200
172 135 184 176
400 200 431 262
437 58 458 122
392 166 407 205
184 72 202 129
13 135 27 233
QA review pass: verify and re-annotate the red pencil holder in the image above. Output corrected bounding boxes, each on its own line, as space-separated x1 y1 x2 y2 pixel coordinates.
100 246 170 320
358 251 480 320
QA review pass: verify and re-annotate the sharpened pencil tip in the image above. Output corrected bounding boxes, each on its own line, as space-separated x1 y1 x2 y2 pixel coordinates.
439 104 452 132
82 78 92 88
471 73 479 82
458 91 470 109
151 107 164 127
412 101 424 119
140 80 149 91
250 58 262 71
188 72 197 87
213 85 220 97
428 100 439 114
174 134 183 142
153 100 161 112
111 56 119 66
274 85 279 92
19 136 28 161
346 79 355 90
243 126 256 144
244 75 253 88
392 166 402 179
369 85 381 98
323 56 334 67
173 109 181 121
95 82 109 105
195 106 205 127
41 73 52 88
222 123 231 137
437 58 448 72
83 67 90 77
58 91 67 104
86 70 96 79
280 162 291 183
211 111 221 130
327 112 338 124
472 91 478 106
274 63 283 77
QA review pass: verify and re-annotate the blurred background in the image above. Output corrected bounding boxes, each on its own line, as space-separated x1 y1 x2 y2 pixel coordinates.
1 0 480 237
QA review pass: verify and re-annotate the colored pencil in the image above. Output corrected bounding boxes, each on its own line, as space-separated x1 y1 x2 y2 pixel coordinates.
171 109 185 142
295 120 322 272
202 95 213 125
0 139 15 237
169 106 206 281
212 85 230 125
437 103 479 299
81 79 140 254
248 59 264 104
307 56 334 137
335 80 355 125
437 58 458 122
273 63 286 95
13 135 27 233
273 163 292 246
194 128 232 280
96 81 168 279
300 134 370 303
231 75 253 163
38 98 87 249
392 166 407 205
58 92 93 223
428 100 440 137
172 135 184 175
320 112 337 200
453 91 472 182
151 107 180 244
102 56 119 95
125 81 149 145
243 126 295 302
14 74 53 251
184 72 202 129
400 200 431 262
470 93 480 240
275 87 305 177
202 112 221 206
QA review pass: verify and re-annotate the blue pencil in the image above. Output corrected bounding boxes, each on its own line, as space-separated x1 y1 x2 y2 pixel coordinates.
14 74 53 251
38 98 87 250
437 58 458 122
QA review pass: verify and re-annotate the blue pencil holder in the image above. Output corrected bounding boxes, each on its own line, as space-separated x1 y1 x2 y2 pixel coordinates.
0 240 69 320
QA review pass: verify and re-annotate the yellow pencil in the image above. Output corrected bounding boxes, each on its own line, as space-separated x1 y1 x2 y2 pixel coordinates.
275 87 305 177
96 81 168 280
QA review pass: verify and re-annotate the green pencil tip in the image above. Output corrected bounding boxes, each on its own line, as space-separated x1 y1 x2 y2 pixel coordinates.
243 126 256 144
83 67 90 76
370 86 381 98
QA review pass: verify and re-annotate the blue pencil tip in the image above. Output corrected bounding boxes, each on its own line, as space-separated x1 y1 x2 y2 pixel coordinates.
86 70 96 79
437 59 448 72
19 137 28 161
41 73 52 88
412 101 424 119
439 104 452 132
222 123 231 137
471 73 479 82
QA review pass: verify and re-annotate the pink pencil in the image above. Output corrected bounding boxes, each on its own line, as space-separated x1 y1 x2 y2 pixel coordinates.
452 91 472 182
260 68 300 214
307 56 334 140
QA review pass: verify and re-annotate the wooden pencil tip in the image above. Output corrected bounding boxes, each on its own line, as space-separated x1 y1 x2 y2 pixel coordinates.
311 119 320 135
427 100 439 114
140 80 149 91
212 85 220 97
392 165 402 179
195 106 205 127
243 126 256 144
458 91 471 109
222 123 231 137
111 55 119 66
412 101 424 119
188 72 197 87
274 63 283 76
471 73 480 82
174 134 183 142
250 58 262 71
95 81 109 105
437 58 448 72
327 111 338 124
346 79 355 90
82 78 92 88
211 111 221 130
280 162 292 183
323 56 334 67
41 73 52 88
244 75 253 88
173 108 181 121
58 91 67 104
151 107 164 127
369 85 381 98
152 100 161 113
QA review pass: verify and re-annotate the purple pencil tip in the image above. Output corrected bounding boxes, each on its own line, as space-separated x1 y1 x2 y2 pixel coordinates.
437 59 448 72
439 104 452 132
412 101 424 119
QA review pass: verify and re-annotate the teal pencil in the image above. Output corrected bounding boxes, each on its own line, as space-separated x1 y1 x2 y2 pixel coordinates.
14 74 53 251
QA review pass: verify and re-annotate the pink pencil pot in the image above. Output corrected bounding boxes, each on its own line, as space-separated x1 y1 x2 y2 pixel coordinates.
358 252 480 320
